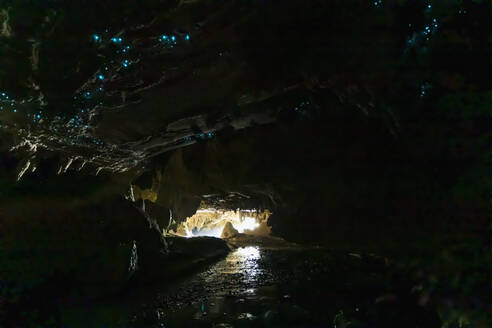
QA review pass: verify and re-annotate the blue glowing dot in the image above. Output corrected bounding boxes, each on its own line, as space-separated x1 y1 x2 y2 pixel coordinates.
93 34 101 42
171 35 176 41
36 114 41 119
98 74 104 80
13 109 16 113
1 93 5 96
185 34 190 40
427 4 432 9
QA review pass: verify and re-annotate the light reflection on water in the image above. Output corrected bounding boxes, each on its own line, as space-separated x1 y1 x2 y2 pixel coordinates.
224 246 261 281
199 246 267 294
233 246 260 261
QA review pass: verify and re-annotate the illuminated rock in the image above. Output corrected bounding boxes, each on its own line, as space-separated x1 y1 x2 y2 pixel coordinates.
221 221 239 239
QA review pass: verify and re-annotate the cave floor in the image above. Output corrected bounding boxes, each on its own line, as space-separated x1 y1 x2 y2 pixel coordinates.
59 245 440 328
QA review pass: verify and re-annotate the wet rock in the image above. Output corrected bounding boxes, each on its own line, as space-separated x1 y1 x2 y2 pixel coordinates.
237 312 255 320
132 307 165 328
214 324 233 328
193 311 204 319
263 309 280 322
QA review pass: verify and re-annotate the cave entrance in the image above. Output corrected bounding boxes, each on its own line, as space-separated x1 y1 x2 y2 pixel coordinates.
172 207 272 239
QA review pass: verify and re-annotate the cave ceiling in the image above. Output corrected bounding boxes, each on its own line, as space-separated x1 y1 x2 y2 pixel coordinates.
0 0 488 213
0 1 411 173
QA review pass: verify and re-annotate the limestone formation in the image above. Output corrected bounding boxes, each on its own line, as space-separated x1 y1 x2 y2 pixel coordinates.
221 222 239 239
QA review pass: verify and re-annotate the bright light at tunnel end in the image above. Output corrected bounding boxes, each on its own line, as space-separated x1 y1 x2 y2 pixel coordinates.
234 217 259 233
175 208 270 238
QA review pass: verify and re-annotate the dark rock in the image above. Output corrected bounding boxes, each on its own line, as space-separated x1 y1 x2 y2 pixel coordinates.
145 201 171 233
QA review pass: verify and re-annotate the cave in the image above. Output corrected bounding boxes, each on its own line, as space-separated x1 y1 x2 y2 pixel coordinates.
0 1 489 327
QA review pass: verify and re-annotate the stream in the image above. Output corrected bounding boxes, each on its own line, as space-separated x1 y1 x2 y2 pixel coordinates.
60 246 440 328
